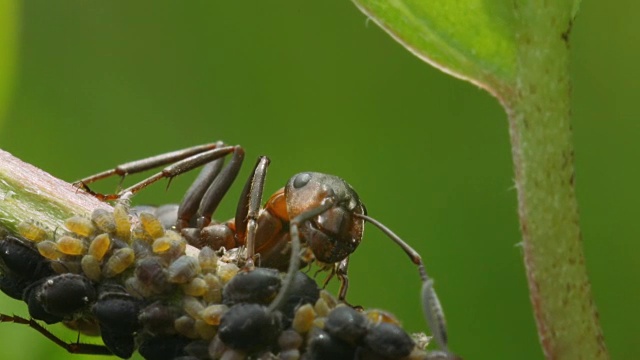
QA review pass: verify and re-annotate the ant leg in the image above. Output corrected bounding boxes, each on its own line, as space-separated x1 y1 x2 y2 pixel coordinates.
354 213 449 353
334 257 350 301
75 143 222 191
82 146 240 201
234 156 271 266
194 146 245 227
268 197 335 313
176 142 226 229
0 314 112 355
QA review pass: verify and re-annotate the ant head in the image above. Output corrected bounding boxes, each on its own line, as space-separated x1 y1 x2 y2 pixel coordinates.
284 172 366 264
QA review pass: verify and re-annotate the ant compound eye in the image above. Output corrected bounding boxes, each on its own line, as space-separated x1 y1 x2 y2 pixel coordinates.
292 173 312 189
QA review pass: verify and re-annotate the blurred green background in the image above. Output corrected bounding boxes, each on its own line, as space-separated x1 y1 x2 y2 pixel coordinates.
0 1 637 359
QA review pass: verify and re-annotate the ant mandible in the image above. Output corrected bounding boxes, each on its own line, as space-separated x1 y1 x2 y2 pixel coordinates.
74 141 450 353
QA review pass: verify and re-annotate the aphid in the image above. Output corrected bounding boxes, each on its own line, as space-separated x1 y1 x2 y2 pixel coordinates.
139 302 181 335
167 255 201 284
291 303 316 334
73 142 449 352
139 212 166 239
88 233 111 261
81 255 102 282
323 305 368 345
17 221 49 242
56 235 86 255
362 322 416 359
23 279 64 324
305 327 356 360
278 330 303 360
0 235 54 282
37 273 96 318
0 236 56 303
199 304 227 326
137 334 192 360
221 267 281 306
134 256 170 291
113 203 132 240
217 303 283 353
64 216 96 237
103 247 135 278
197 246 218 273
90 208 117 234
36 240 61 260
92 292 141 359
181 277 207 297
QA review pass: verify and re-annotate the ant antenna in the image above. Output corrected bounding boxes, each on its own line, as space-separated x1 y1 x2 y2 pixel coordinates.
354 213 449 353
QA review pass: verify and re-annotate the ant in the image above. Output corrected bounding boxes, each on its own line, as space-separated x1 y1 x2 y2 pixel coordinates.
73 141 450 353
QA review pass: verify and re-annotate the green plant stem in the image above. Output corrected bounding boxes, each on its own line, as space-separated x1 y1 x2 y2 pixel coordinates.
0 149 111 235
507 2 608 359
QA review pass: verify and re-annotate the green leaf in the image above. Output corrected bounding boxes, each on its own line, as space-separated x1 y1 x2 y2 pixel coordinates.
0 0 18 126
352 0 516 96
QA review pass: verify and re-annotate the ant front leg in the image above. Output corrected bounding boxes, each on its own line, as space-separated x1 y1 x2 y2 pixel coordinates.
233 156 270 267
334 257 351 302
0 314 113 355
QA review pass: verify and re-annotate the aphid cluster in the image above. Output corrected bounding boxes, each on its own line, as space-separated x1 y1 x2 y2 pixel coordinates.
1 142 454 359
2 206 436 359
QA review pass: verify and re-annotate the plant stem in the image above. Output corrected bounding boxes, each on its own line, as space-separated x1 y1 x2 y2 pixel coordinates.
507 2 608 358
0 149 111 235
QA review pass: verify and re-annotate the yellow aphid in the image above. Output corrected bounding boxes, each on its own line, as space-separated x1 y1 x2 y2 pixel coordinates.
202 273 223 303
152 237 173 254
174 316 198 339
365 309 401 325
156 231 186 260
17 221 48 242
36 240 60 260
312 317 325 330
64 216 96 237
103 248 135 278
319 290 338 309
314 297 331 318
131 225 151 243
139 212 165 239
81 255 102 282
195 319 216 340
216 262 239 284
292 303 316 334
56 236 86 255
182 277 207 297
168 255 201 284
88 233 111 261
182 296 204 319
198 246 218 273
91 209 116 233
113 203 131 240
200 304 228 326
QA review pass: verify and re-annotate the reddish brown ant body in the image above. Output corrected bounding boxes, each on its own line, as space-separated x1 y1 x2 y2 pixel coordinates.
74 141 450 353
